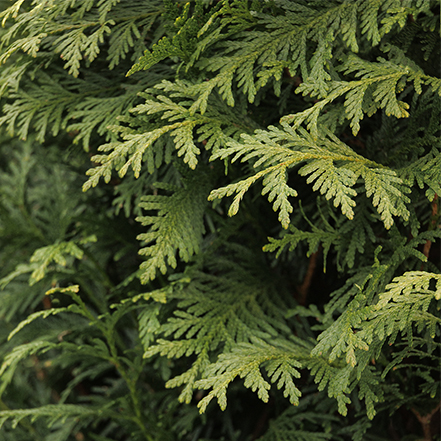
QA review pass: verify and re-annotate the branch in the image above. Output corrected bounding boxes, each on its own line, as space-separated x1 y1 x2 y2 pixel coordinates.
411 401 441 441
297 246 321 305
421 194 439 270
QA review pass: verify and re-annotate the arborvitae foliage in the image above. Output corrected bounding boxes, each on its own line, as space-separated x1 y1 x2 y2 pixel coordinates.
0 1 439 440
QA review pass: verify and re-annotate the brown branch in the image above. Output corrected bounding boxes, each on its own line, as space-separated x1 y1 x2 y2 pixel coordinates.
297 247 321 305
420 194 439 270
411 402 441 441
42 295 52 310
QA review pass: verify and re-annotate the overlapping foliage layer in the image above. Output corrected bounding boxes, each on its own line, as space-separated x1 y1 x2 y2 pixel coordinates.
0 1 439 440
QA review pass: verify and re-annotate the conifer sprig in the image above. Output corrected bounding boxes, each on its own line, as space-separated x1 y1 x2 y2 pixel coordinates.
83 80 253 189
209 127 410 229
0 0 439 439
136 171 211 283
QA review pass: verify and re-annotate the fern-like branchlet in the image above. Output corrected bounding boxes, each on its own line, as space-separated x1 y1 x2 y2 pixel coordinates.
0 1 439 440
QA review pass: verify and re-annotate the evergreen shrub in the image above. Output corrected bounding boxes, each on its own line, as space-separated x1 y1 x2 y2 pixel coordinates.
0 1 439 440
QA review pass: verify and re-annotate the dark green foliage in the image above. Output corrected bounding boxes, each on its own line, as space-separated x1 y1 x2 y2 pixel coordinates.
0 1 440 440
